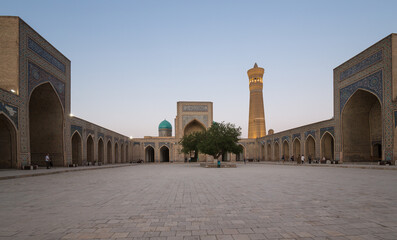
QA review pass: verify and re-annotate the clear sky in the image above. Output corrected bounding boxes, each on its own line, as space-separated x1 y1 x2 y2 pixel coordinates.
2 0 397 138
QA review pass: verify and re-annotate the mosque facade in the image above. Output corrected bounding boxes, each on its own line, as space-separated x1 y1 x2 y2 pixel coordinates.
0 16 396 169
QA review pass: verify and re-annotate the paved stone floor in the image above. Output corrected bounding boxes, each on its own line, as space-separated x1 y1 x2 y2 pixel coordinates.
0 164 397 240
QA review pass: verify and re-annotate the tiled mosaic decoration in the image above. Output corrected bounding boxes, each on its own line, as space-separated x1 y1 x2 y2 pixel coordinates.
144 142 155 148
340 70 382 112
86 129 95 137
282 136 290 142
159 142 171 148
0 101 18 128
320 127 334 139
71 125 82 136
305 130 315 139
28 38 66 73
97 132 104 139
292 133 301 140
182 115 208 128
28 62 65 109
340 51 382 81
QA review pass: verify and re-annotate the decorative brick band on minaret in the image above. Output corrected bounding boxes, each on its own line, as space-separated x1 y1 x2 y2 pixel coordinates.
247 63 266 139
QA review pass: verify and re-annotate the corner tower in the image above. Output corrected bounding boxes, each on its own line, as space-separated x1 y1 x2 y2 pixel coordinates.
247 63 266 138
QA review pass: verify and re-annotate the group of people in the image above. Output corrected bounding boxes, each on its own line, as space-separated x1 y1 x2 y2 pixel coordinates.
282 154 313 164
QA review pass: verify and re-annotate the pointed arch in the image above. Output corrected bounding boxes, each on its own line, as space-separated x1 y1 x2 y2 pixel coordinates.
145 145 155 163
107 140 112 164
341 89 381 162
321 132 335 161
305 135 315 161
98 138 104 164
160 145 170 162
29 82 64 166
0 113 17 168
274 142 280 161
183 119 206 136
114 142 119 163
236 144 246 161
71 131 82 166
282 140 289 161
86 135 94 164
267 143 272 161
121 143 125 163
292 138 301 161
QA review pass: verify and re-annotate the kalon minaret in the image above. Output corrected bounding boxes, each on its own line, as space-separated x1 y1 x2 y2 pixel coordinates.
247 63 266 139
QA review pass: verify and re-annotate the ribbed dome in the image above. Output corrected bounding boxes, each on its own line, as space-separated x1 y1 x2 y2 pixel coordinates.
159 120 172 129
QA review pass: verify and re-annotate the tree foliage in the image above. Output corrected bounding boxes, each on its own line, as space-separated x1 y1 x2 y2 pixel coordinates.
179 131 203 160
179 121 243 161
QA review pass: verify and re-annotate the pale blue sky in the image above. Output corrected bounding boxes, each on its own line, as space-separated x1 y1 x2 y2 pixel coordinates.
2 0 396 138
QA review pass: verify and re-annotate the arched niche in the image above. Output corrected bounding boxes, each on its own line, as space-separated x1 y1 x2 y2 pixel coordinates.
29 82 64 166
0 114 17 168
342 89 381 162
71 131 82 166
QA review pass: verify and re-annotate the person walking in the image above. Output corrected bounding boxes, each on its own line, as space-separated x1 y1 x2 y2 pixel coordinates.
45 153 51 169
301 155 305 164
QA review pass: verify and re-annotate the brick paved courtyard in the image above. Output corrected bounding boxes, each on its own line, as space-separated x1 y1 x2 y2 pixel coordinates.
0 164 397 240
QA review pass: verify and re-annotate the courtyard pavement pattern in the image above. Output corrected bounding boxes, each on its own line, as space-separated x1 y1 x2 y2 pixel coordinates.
0 164 397 240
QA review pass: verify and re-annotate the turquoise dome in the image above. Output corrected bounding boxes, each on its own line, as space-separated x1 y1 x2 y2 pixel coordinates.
159 120 172 129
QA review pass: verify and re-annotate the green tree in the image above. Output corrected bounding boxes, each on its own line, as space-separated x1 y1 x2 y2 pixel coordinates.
198 122 243 161
179 131 203 161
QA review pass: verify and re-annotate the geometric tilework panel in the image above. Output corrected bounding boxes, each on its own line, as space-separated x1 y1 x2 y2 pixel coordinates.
305 130 315 139
320 127 334 139
340 51 382 81
0 101 18 129
86 129 95 137
340 70 383 112
282 136 290 142
28 38 66 73
292 133 301 140
274 138 279 143
71 125 82 136
182 115 208 129
97 132 104 139
28 62 65 109
159 142 171 148
144 142 155 148
267 140 272 144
